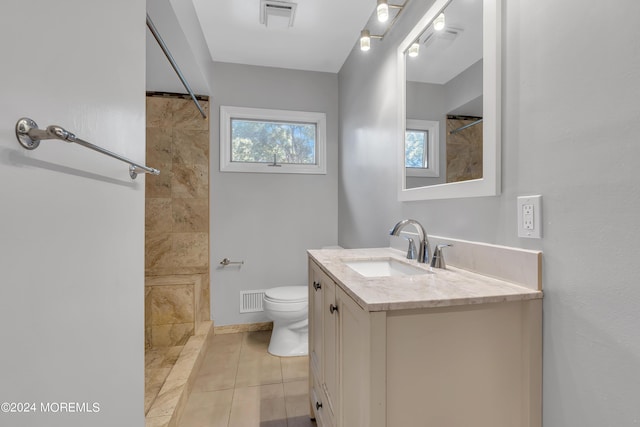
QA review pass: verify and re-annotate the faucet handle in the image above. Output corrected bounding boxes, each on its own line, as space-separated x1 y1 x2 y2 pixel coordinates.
405 237 417 260
430 244 452 269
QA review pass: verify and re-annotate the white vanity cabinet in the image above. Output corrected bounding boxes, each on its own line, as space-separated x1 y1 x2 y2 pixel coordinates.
309 259 338 426
308 252 542 427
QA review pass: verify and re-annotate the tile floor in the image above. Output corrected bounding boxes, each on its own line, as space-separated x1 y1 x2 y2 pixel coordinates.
179 330 316 427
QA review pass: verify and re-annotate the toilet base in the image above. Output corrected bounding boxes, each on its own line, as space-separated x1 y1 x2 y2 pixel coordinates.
268 320 308 357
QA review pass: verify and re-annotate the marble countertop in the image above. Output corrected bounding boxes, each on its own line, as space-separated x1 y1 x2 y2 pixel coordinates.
308 247 543 312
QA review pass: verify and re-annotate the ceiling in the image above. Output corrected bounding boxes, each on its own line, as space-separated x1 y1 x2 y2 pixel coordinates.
191 0 375 73
406 0 482 84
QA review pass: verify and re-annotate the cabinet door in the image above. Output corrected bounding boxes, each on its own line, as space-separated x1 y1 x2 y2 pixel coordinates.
309 261 324 380
323 273 338 422
338 287 385 427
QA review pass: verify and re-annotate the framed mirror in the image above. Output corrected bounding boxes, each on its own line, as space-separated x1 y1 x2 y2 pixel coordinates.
397 0 501 201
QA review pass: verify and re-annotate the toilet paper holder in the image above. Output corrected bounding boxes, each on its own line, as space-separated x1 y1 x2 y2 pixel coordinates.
220 258 244 266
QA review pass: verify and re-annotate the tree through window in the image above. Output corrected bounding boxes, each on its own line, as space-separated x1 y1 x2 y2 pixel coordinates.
220 106 327 174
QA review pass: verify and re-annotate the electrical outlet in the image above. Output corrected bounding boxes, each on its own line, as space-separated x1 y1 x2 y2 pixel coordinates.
517 195 542 238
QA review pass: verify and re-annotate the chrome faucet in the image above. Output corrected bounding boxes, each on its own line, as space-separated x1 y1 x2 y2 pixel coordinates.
389 219 431 264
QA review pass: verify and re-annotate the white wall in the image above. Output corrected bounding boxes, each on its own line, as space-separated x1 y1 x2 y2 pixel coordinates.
208 62 339 326
339 0 640 424
0 1 145 426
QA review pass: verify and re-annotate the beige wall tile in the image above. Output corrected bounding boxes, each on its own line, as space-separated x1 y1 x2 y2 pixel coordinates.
145 232 172 271
446 118 483 183
172 99 209 131
172 198 208 233
145 95 211 350
145 326 152 350
146 127 173 167
151 323 194 348
171 163 208 199
145 348 167 370
199 277 210 323
150 284 194 325
146 287 153 349
171 233 209 269
146 198 173 233
162 346 184 368
172 130 209 166
146 166 172 199
146 96 173 128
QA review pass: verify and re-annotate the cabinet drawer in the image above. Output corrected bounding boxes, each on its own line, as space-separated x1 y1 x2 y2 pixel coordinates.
311 381 329 427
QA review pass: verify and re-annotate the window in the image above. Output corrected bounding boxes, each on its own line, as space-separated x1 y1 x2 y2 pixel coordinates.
405 119 439 177
220 106 326 174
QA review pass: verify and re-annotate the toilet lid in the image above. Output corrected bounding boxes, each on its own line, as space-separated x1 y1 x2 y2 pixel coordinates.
264 286 307 303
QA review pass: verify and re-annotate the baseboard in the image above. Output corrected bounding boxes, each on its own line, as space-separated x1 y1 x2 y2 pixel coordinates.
214 321 273 335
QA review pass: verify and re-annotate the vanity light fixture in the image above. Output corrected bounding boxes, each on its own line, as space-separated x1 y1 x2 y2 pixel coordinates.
433 12 445 31
408 42 420 57
360 0 408 52
360 30 382 51
377 0 389 22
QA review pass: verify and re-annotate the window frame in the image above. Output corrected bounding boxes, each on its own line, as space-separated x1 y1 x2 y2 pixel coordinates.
220 105 327 174
405 119 439 178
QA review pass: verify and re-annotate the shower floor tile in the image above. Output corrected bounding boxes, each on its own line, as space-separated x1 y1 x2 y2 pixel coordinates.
145 345 184 414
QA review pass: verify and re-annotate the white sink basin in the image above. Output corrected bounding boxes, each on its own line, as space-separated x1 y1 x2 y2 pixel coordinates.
343 258 431 277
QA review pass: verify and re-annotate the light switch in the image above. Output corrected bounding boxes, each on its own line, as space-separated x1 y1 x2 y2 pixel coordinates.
517 195 542 238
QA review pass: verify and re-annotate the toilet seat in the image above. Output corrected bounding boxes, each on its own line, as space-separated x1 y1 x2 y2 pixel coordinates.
264 286 307 303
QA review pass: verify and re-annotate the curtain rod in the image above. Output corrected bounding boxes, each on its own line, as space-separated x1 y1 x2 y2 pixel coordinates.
146 13 208 119
449 118 483 135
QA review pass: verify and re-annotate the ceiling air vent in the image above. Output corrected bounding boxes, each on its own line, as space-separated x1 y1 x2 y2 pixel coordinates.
423 27 464 49
260 0 297 28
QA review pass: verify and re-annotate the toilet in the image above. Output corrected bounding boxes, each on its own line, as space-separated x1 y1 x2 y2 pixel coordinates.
263 286 308 357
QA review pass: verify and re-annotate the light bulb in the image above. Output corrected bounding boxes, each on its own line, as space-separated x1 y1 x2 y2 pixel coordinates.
377 0 389 22
408 42 419 57
360 30 371 51
434 13 445 31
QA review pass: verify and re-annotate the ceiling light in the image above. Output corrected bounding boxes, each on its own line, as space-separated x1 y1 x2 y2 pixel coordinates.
408 42 419 57
360 30 371 51
377 0 389 22
360 0 406 53
434 13 445 31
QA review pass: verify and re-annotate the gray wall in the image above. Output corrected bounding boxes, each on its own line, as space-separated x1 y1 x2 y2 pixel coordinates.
208 62 339 326
339 0 640 425
0 0 145 425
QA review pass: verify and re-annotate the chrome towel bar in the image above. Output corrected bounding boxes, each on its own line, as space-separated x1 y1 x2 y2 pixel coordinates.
15 117 160 179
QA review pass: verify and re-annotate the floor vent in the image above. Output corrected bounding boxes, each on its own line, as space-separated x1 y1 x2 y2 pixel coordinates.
240 290 266 313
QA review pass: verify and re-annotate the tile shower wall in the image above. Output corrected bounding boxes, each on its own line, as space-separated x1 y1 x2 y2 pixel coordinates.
145 95 210 348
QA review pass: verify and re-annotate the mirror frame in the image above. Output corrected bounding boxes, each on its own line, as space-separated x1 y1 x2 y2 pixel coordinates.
397 0 501 201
